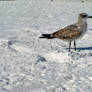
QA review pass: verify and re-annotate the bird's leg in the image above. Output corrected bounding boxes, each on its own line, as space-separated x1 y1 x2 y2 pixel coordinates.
74 40 76 51
69 41 71 52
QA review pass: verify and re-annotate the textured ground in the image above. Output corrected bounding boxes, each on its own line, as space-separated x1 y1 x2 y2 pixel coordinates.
0 0 92 92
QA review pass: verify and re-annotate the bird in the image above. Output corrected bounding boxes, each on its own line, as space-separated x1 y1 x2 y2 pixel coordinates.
39 13 92 51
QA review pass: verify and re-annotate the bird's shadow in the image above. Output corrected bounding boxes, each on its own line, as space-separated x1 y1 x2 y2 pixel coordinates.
66 46 92 50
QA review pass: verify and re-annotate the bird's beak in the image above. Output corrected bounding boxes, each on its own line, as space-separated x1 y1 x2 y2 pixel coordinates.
88 16 92 18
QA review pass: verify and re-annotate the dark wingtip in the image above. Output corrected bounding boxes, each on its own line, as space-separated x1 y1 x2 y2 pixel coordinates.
39 34 45 38
39 34 54 39
39 36 45 38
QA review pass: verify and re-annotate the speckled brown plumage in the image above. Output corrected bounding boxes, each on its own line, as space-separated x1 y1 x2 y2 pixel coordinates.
51 24 81 40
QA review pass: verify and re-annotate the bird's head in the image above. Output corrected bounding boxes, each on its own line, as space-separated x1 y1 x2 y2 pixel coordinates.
79 13 92 19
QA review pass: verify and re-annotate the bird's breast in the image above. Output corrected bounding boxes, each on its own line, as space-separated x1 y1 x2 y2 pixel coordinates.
78 22 87 38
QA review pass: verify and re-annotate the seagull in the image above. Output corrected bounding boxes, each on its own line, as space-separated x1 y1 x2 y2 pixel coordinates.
40 13 92 51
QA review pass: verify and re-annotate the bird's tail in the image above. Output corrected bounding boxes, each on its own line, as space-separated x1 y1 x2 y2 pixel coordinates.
39 34 54 39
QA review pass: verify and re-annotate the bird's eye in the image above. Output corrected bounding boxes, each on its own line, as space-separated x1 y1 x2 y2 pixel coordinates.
83 14 87 17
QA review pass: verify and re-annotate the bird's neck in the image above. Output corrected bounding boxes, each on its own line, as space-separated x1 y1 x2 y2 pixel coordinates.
77 16 87 32
78 16 87 26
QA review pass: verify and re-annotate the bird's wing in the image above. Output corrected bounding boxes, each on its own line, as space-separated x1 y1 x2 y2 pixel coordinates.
52 24 81 40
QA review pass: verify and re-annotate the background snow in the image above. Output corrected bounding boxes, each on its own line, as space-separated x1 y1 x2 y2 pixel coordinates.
0 0 92 92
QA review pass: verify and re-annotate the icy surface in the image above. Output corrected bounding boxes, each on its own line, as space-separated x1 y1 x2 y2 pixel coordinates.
0 0 92 92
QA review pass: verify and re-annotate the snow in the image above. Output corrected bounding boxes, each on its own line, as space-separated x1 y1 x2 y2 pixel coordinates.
0 0 92 92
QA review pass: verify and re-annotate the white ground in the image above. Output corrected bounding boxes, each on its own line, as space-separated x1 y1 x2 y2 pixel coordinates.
0 0 92 92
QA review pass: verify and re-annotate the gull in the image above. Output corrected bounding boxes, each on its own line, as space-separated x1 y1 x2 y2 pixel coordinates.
40 13 92 51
